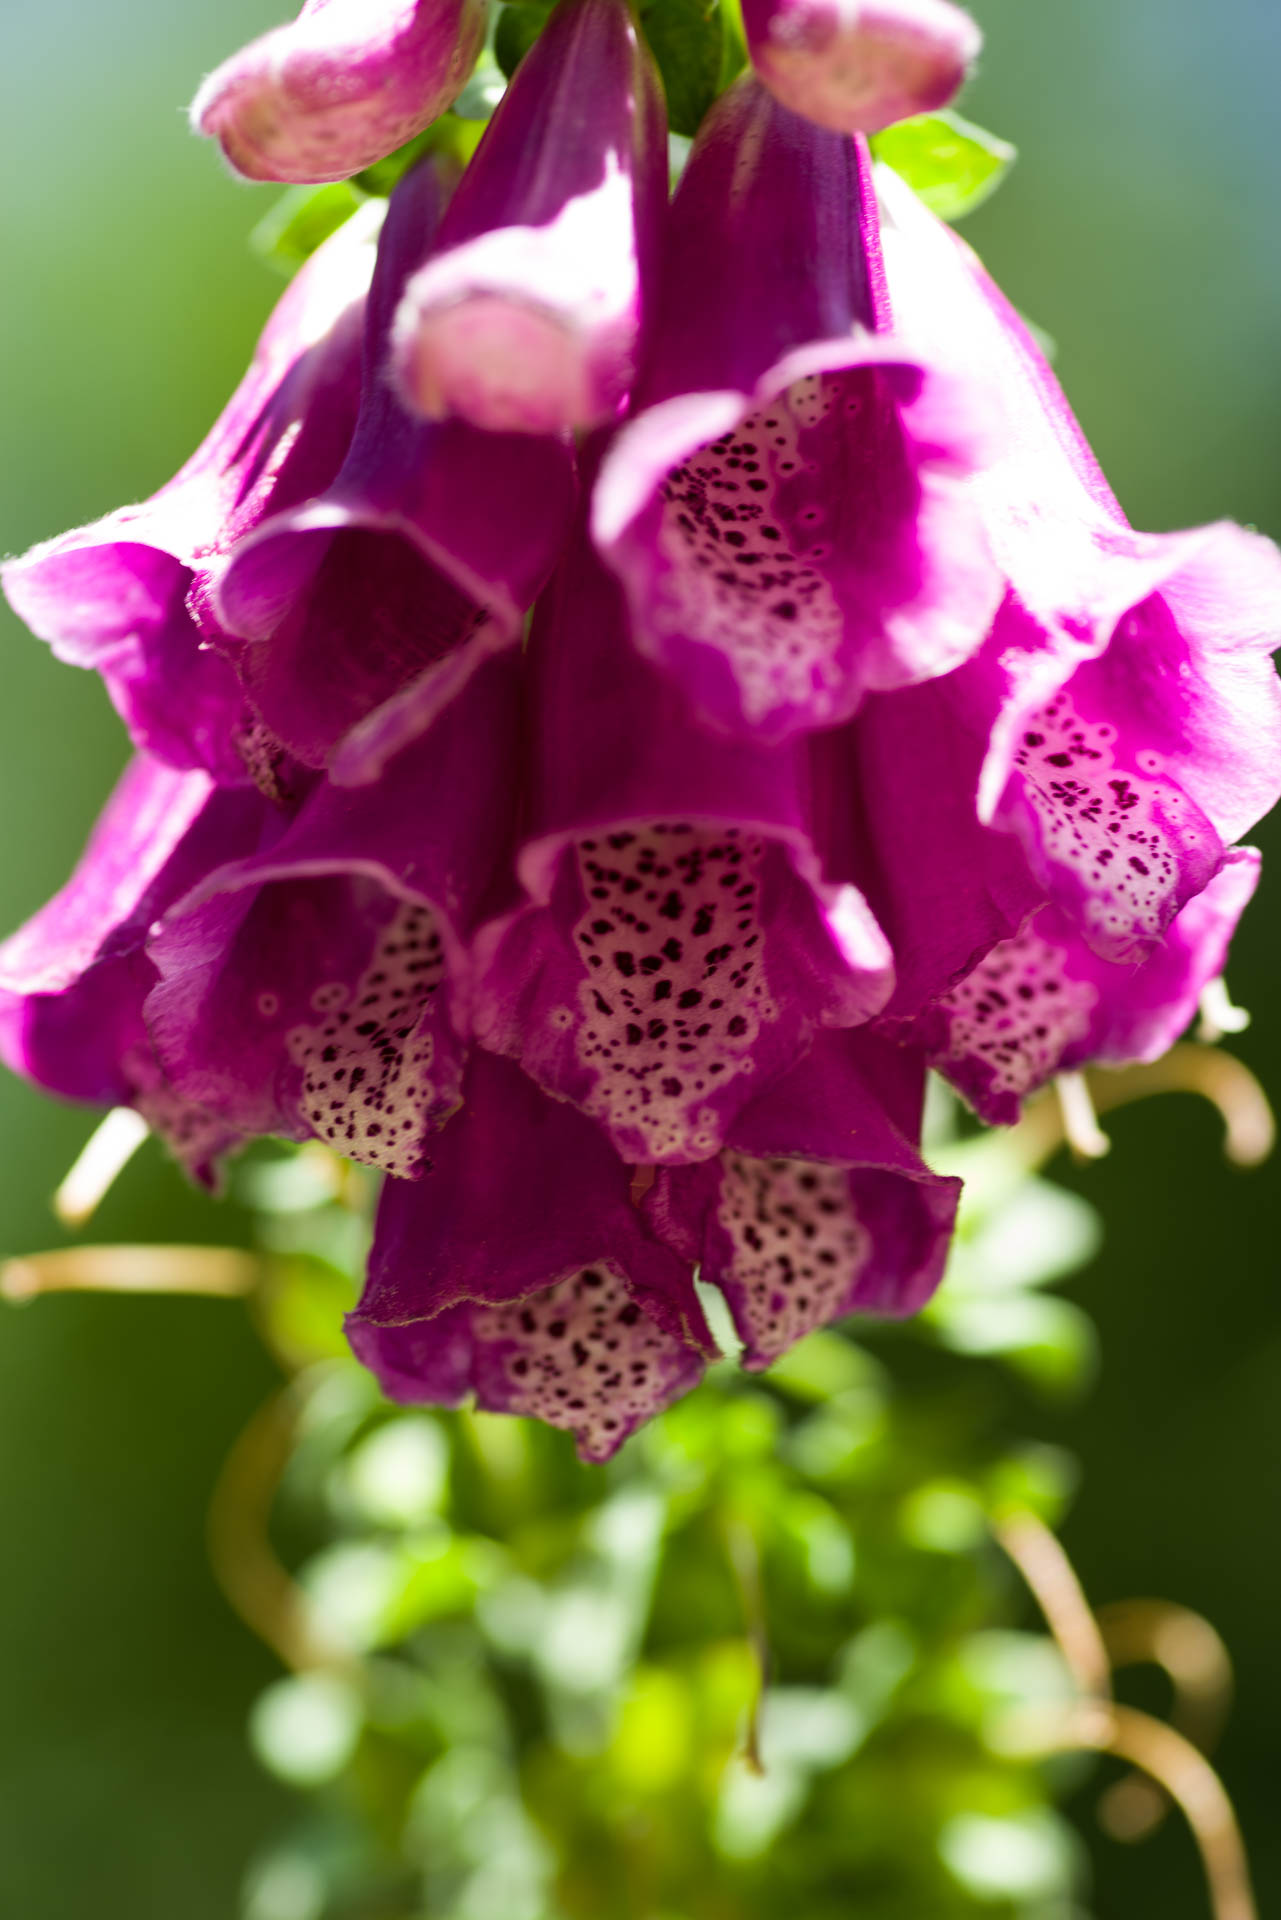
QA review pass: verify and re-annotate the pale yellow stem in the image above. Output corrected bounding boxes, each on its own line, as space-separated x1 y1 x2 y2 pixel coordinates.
1 1244 262 1302
53 1108 150 1227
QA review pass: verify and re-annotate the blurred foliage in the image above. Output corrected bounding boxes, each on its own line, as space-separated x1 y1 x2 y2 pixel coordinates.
215 1109 1108 1920
871 112 1018 222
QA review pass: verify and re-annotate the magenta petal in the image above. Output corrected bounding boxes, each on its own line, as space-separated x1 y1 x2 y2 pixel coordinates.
474 531 893 1164
647 1028 959 1364
349 1050 712 1459
191 0 488 184
879 165 1281 916
816 661 1044 1017
392 0 666 434
2 212 376 782
593 77 1000 740
0 758 266 1178
146 651 519 1170
744 0 981 135
214 161 577 768
915 848 1261 1125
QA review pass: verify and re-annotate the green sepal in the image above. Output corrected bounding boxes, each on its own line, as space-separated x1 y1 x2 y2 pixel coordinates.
871 109 1016 221
639 0 724 139
250 181 368 276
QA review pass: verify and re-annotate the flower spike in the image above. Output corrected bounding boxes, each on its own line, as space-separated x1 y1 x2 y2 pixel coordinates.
392 0 667 434
743 0 981 136
191 0 488 185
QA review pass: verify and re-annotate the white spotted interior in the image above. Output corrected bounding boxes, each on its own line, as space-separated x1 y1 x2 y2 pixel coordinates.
1012 691 1204 952
934 925 1098 1100
717 1153 869 1364
472 1264 687 1459
287 901 446 1176
133 1073 234 1178
655 377 847 724
570 824 777 1161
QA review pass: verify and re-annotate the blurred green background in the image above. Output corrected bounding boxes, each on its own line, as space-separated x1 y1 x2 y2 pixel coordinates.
0 1 1278 1914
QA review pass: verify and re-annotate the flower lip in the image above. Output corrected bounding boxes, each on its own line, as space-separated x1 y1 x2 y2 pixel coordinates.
346 1049 714 1458
912 846 1262 1125
744 0 982 136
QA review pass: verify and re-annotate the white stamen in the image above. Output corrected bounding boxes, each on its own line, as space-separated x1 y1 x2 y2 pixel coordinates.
54 1108 150 1228
1197 978 1251 1045
1055 1072 1111 1161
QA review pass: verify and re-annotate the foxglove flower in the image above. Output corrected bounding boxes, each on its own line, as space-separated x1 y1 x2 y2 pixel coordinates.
192 0 488 184
474 525 893 1165
392 0 666 435
645 1029 960 1365
911 849 1260 1124
145 651 520 1174
213 159 577 772
348 1051 715 1460
0 758 266 1181
2 209 380 784
873 158 1281 971
743 0 981 136
593 75 1001 742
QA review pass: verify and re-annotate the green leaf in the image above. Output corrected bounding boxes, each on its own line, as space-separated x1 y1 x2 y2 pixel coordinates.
871 110 1016 221
495 1 552 79
250 182 366 275
640 0 723 139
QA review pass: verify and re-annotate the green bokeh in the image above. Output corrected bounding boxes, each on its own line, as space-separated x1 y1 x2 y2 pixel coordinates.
0 3 1278 1915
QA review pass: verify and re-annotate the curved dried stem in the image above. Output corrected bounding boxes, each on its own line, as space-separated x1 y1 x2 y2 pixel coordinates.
722 1512 770 1775
1012 1044 1274 1174
1095 1600 1234 1843
997 1700 1257 1920
206 1384 330 1672
994 1508 1111 1699
1 1243 262 1302
994 1509 1255 1920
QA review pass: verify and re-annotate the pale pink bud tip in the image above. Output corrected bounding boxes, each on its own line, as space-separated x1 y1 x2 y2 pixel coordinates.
190 0 489 185
743 0 981 136
396 294 610 436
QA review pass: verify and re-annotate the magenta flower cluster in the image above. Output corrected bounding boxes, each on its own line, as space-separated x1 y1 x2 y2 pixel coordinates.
4 0 1279 1459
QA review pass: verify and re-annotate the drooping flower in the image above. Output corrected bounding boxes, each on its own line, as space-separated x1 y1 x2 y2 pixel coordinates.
212 158 577 773
473 521 894 1166
908 849 1260 1124
191 0 488 185
742 0 981 136
798 166 1281 1118
347 1050 715 1460
0 758 266 1181
145 649 521 1173
392 0 666 435
593 75 1001 742
873 158 1281 954
2 209 381 784
644 1027 960 1365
